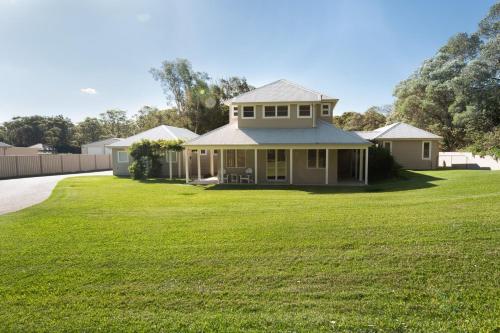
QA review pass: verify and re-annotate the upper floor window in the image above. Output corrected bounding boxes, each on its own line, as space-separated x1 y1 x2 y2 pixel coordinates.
307 149 326 168
242 106 255 119
263 105 289 118
298 104 312 118
321 104 330 116
232 106 238 117
422 141 431 160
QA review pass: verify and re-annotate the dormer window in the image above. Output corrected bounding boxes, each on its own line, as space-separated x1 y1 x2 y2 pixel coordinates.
242 106 255 119
263 105 289 118
297 104 312 118
321 104 330 116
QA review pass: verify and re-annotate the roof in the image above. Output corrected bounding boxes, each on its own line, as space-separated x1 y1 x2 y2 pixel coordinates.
225 79 337 105
0 142 12 148
82 138 123 148
184 120 370 147
107 125 198 148
355 122 442 140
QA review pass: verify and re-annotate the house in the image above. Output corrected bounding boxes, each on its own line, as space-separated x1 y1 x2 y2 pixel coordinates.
81 138 123 155
183 79 372 185
0 142 11 155
355 122 441 169
107 125 201 177
0 142 39 156
29 143 55 154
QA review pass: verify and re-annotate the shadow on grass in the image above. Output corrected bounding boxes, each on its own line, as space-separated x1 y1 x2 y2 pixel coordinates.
203 170 445 194
138 178 186 185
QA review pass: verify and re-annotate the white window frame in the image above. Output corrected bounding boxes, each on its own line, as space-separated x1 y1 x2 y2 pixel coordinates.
200 149 207 155
422 141 431 160
306 149 326 169
117 151 129 163
266 149 287 181
232 106 238 117
242 106 255 119
382 141 392 154
166 151 178 163
263 104 290 119
297 104 312 118
321 103 330 116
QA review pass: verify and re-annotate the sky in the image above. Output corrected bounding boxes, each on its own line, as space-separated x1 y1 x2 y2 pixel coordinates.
0 0 496 123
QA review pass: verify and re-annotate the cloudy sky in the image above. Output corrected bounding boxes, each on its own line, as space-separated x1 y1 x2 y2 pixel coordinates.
0 0 495 123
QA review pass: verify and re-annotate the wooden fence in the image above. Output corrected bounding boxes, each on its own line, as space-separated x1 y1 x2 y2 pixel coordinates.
0 155 112 179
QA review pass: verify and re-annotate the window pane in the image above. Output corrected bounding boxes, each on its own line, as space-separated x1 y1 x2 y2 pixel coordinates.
384 142 391 150
267 149 275 163
243 106 254 118
322 104 329 115
318 149 326 168
277 149 286 162
299 105 311 117
307 149 316 168
237 150 246 167
423 142 430 158
264 105 276 117
277 105 288 117
227 150 236 167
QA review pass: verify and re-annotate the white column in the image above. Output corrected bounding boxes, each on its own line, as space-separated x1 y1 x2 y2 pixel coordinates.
358 149 363 182
365 148 369 185
169 151 173 180
177 152 181 177
184 150 189 183
210 149 214 176
325 149 329 185
254 149 258 184
197 151 201 180
289 149 293 185
220 149 224 184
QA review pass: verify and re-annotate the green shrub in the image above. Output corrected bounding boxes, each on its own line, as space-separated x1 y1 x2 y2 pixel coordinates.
368 146 401 181
128 139 184 180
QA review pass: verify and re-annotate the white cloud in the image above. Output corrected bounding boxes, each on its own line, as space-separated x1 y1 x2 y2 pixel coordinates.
80 88 97 95
137 13 151 23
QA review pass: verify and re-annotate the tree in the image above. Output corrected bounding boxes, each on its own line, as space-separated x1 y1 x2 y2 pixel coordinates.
363 107 387 130
0 125 5 143
134 106 190 132
332 107 387 131
99 109 136 138
73 117 107 145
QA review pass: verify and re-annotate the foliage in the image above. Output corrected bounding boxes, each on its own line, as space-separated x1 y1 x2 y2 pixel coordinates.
333 106 388 131
0 170 499 331
128 139 184 179
464 126 500 158
150 58 254 134
0 125 6 142
391 3 499 151
368 146 401 181
99 109 137 138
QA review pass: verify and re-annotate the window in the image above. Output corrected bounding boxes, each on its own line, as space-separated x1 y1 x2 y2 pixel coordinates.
321 104 330 116
117 151 129 163
307 149 326 168
422 141 431 160
263 105 289 118
298 104 312 118
232 106 238 117
165 151 177 162
242 106 255 119
226 149 246 167
383 141 392 154
264 105 276 118
200 149 207 155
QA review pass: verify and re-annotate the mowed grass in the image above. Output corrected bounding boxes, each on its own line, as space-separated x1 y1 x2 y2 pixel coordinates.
0 170 499 332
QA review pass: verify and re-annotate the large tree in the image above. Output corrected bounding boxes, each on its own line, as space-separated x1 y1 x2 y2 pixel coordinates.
73 117 107 145
391 3 499 151
99 109 136 138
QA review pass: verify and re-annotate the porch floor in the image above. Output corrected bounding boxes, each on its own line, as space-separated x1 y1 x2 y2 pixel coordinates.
189 176 219 185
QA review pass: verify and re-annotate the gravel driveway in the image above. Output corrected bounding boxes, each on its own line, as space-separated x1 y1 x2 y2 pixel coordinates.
0 171 112 215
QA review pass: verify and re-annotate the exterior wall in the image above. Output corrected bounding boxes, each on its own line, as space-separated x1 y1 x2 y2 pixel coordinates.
377 139 440 169
218 148 339 185
237 104 315 128
439 152 500 170
3 147 39 156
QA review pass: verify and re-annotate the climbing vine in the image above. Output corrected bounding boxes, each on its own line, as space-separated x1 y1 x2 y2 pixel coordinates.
128 139 184 179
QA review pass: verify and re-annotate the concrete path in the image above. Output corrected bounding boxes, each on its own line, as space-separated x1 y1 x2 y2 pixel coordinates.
0 171 112 215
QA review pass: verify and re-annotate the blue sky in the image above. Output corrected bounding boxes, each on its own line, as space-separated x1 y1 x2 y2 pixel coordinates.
0 0 495 123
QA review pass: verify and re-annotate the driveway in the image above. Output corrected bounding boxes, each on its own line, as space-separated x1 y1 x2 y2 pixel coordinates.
0 171 112 215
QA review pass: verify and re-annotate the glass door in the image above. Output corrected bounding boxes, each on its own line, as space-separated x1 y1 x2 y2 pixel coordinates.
266 149 286 181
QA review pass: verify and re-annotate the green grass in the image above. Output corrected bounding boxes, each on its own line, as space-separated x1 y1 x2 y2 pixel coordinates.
0 170 499 332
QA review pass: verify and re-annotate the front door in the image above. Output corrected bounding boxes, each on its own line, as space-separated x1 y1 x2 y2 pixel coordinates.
266 149 286 181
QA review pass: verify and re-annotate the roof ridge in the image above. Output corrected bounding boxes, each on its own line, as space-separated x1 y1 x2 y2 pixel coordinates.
225 79 283 104
161 125 178 140
280 79 329 100
373 122 400 139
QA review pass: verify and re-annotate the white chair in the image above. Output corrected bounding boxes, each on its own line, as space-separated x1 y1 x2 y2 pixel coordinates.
240 168 254 183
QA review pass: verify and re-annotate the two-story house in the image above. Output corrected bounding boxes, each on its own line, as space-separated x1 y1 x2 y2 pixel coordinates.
183 79 371 185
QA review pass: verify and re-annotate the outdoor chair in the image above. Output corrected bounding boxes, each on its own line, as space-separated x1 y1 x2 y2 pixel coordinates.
239 168 254 183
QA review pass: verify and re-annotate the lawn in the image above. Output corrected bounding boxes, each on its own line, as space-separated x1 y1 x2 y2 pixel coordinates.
0 170 499 332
